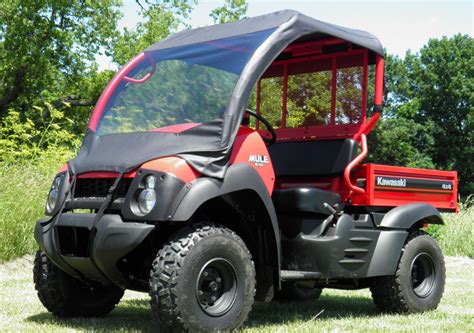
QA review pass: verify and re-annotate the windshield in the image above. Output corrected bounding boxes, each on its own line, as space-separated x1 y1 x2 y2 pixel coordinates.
96 59 238 136
95 29 274 136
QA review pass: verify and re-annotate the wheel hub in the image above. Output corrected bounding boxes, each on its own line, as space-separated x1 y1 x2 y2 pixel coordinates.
196 258 237 317
410 252 436 298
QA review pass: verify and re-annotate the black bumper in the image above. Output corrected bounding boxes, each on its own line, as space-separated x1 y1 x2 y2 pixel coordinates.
34 213 154 288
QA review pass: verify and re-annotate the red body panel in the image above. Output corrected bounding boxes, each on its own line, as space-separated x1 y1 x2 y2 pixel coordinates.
59 163 68 173
150 123 201 133
350 164 458 212
141 157 200 183
230 127 275 194
74 158 200 183
77 171 137 179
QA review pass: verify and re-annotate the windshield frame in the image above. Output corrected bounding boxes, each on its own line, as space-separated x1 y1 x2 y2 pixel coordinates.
89 53 147 132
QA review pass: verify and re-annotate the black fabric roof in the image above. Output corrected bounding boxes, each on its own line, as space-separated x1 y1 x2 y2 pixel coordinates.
145 10 384 56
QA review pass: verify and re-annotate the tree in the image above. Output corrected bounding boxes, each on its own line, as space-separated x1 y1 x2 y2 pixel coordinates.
0 0 122 117
369 35 473 194
410 35 473 194
112 0 196 66
210 0 248 24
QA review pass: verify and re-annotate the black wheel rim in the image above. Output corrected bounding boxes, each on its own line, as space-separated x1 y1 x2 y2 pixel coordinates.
410 252 436 298
196 258 237 317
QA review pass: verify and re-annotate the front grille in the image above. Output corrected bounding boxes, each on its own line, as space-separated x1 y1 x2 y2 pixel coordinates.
57 226 91 257
74 178 132 198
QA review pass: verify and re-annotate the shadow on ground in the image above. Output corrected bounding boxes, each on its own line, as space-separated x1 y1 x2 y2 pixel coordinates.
26 294 380 331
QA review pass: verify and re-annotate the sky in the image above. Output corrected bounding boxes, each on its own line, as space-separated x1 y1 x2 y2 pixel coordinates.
96 0 473 70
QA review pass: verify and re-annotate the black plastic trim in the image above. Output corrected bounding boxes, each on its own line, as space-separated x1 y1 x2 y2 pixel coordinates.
373 104 383 113
380 203 444 229
171 163 281 276
121 170 186 221
34 213 154 287
366 229 408 276
45 172 69 216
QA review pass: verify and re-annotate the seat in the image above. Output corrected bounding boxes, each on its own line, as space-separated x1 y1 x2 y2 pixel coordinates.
268 139 358 178
272 187 342 215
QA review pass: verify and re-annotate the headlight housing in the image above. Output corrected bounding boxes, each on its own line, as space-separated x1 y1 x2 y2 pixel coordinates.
46 176 62 214
137 175 157 215
138 189 156 214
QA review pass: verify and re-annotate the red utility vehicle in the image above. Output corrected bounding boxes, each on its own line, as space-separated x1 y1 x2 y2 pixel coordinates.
34 11 457 331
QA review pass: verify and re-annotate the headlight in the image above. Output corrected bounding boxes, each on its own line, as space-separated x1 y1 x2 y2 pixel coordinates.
145 175 157 189
138 189 156 214
46 176 61 214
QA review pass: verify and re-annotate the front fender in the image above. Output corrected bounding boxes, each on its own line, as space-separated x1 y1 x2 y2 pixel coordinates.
169 163 281 277
380 203 443 229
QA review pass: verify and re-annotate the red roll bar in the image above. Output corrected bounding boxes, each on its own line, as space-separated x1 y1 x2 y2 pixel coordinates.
344 133 368 195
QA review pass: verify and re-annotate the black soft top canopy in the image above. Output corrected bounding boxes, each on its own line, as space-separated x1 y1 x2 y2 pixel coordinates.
69 10 383 178
145 10 383 56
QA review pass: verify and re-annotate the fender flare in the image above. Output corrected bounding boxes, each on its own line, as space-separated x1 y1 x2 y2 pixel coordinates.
379 203 444 229
367 203 443 277
170 163 281 275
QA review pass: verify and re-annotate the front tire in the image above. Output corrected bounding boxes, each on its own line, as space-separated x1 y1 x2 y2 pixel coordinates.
149 223 256 331
370 230 445 313
33 251 124 317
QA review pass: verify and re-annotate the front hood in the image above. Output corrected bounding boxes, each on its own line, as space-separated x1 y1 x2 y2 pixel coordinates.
68 124 229 177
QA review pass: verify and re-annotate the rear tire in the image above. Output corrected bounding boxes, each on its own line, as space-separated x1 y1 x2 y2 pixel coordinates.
149 223 256 331
274 282 322 302
370 230 445 313
33 251 124 317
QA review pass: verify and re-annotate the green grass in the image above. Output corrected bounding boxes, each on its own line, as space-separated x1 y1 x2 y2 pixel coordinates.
0 150 72 261
0 255 473 332
428 199 474 258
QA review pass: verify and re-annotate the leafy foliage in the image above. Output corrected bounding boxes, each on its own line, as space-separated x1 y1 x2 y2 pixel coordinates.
0 107 80 164
210 0 248 24
0 0 121 115
112 0 196 66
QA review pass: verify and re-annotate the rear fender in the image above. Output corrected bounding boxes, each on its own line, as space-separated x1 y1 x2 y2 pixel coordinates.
367 203 443 277
380 203 444 229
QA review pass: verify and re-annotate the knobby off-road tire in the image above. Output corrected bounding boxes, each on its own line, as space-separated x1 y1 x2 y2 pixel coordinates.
149 224 256 332
33 251 124 317
370 230 445 313
273 282 322 302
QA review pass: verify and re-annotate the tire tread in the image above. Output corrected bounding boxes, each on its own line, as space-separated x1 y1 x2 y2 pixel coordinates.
370 229 445 313
149 223 256 331
33 251 123 317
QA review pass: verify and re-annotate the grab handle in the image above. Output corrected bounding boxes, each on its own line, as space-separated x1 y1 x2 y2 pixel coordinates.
344 133 367 195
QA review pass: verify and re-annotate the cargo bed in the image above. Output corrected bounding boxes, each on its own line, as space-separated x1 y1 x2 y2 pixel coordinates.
351 164 458 212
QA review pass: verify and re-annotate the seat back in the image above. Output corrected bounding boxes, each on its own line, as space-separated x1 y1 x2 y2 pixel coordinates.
269 139 358 178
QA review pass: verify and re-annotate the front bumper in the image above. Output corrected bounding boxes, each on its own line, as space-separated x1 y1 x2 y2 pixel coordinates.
34 213 153 288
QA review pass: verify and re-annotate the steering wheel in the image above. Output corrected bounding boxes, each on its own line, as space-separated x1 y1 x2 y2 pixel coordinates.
245 109 277 145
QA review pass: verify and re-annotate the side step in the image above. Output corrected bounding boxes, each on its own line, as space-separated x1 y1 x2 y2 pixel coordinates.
281 270 321 281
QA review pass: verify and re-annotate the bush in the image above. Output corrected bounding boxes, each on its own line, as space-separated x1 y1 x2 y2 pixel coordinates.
0 107 80 164
0 150 74 261
428 197 474 258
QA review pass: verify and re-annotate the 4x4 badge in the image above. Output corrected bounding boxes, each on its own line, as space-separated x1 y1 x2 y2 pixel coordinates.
248 155 269 167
